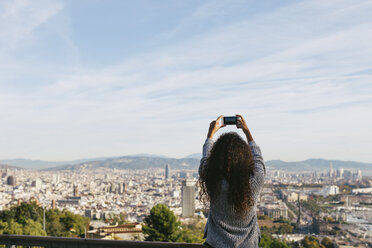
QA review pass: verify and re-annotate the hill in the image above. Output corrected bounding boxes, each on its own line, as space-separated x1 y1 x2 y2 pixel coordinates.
266 158 372 175
3 156 371 176
0 163 22 170
44 156 372 176
45 156 199 171
0 157 116 170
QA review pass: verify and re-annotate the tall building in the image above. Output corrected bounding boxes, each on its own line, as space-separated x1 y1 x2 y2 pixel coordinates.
357 169 362 181
52 174 60 183
32 179 42 189
7 176 15 186
118 183 123 194
165 164 171 179
329 162 334 178
181 179 195 217
320 185 339 197
337 168 344 178
73 184 79 197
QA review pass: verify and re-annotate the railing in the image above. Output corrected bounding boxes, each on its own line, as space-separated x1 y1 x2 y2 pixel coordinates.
0 235 206 248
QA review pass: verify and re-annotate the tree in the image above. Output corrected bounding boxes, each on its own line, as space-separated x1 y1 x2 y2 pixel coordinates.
45 209 66 237
0 220 23 235
321 237 334 248
106 213 128 225
259 233 290 248
259 233 273 247
23 219 47 236
177 217 205 243
302 236 325 248
59 209 89 237
277 223 293 234
143 204 181 242
270 239 290 248
0 203 89 238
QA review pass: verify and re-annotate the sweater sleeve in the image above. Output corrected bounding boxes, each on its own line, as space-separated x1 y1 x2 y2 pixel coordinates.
199 138 214 176
249 140 266 174
248 140 266 201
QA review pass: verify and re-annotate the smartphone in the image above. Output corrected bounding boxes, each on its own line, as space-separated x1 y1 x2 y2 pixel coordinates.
222 116 237 125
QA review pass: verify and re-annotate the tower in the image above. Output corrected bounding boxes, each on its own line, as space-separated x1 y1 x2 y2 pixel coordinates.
73 184 78 197
329 162 334 178
357 169 362 181
165 164 171 179
339 168 344 178
296 193 301 230
7 176 15 186
181 179 195 218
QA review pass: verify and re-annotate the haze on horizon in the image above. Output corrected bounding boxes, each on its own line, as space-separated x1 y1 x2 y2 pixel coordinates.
1 0 372 163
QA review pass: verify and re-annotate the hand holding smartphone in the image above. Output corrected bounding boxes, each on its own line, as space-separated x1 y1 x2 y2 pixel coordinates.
221 116 242 126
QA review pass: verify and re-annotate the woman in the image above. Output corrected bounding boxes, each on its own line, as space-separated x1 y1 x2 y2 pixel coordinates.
199 115 266 248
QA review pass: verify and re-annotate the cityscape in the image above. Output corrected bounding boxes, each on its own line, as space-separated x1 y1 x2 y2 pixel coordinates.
1 0 372 247
1 158 371 247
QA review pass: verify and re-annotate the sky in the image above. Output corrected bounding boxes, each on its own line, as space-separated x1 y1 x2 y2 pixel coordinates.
1 0 372 163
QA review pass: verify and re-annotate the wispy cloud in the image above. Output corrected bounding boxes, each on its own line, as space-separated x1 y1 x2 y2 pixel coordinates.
0 0 372 162
0 0 63 49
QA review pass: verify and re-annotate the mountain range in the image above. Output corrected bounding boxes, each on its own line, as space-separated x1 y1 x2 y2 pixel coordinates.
2 156 371 175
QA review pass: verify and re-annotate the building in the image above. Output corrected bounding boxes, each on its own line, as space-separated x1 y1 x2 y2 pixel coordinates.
337 168 344 178
341 195 372 207
6 176 15 186
320 185 339 197
57 197 81 207
329 162 335 178
165 164 171 179
287 192 308 202
31 179 42 189
181 179 195 217
85 209 93 219
263 201 288 219
352 187 372 194
357 169 363 181
73 184 79 197
87 223 143 240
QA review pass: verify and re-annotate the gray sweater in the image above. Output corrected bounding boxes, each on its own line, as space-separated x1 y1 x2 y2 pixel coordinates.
199 138 265 248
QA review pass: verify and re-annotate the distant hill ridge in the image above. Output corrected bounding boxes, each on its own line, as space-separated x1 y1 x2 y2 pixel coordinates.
0 163 22 170
266 158 371 171
2 156 371 175
44 156 199 171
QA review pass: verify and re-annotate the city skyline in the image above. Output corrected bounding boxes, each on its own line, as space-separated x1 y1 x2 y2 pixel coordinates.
1 0 372 162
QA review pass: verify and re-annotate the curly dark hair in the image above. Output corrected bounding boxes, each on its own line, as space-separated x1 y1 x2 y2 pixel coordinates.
199 132 255 215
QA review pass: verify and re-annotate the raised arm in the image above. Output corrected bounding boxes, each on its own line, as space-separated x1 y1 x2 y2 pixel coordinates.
236 114 266 202
236 114 253 142
199 116 225 176
236 114 265 174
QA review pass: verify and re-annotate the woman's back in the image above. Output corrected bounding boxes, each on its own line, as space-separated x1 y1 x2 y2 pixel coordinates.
199 116 265 248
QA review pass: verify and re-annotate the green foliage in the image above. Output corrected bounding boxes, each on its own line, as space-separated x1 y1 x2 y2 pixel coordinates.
321 237 334 248
259 233 290 248
301 236 325 248
260 223 294 235
0 220 23 235
49 209 89 237
105 213 128 225
0 202 89 237
301 199 324 214
273 217 291 224
0 202 42 225
142 204 181 242
258 215 271 220
22 219 47 236
177 217 205 243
